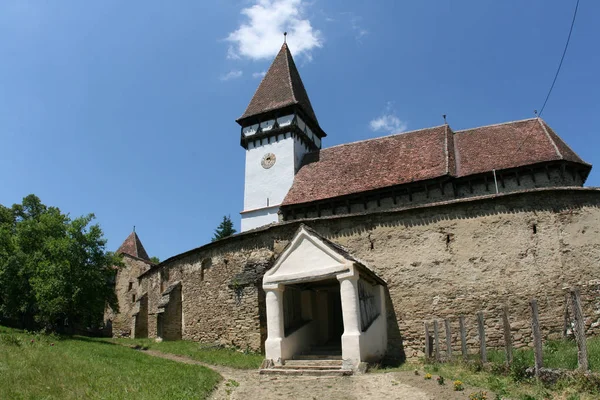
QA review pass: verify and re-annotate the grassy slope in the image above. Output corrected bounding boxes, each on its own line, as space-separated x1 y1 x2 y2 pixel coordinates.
0 327 221 400
104 337 264 370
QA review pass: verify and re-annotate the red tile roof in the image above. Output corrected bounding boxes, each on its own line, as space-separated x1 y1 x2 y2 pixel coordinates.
117 231 151 261
282 118 589 206
237 43 319 125
453 118 586 176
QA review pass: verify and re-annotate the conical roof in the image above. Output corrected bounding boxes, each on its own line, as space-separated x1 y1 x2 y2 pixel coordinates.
117 231 151 261
238 43 319 125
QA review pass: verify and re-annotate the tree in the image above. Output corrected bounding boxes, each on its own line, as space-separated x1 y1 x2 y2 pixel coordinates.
0 194 121 331
211 215 237 242
150 256 160 264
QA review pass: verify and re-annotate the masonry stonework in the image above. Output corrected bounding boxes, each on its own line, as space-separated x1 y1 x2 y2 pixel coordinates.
136 188 600 361
107 255 152 337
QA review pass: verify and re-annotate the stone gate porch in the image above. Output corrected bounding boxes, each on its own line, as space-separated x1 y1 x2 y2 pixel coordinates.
262 225 388 371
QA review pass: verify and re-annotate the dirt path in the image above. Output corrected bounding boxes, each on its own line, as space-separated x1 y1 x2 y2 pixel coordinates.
142 350 491 400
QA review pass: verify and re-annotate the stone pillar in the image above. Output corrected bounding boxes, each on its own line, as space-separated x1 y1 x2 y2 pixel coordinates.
338 267 362 367
264 284 285 364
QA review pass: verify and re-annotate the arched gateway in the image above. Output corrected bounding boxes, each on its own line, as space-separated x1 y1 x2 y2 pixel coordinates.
263 225 388 370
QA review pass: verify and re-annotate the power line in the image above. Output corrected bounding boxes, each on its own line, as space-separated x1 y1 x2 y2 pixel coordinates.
511 0 581 158
538 0 580 117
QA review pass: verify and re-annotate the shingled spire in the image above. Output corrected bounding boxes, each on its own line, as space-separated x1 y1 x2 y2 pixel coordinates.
237 43 321 131
117 231 151 261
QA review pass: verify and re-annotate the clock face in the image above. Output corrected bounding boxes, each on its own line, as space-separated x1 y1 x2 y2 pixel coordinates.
261 153 276 169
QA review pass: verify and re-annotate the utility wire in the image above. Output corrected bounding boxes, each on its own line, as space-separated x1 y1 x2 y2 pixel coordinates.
538 0 580 117
511 0 581 157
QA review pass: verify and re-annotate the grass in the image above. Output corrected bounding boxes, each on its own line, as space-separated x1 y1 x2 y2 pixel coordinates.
485 337 600 372
375 337 600 400
0 326 222 400
103 337 264 369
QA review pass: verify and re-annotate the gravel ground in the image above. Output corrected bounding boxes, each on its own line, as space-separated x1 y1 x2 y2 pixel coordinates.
143 350 493 400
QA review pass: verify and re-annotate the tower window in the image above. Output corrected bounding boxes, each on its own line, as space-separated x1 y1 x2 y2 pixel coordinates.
128 282 133 291
132 294 136 303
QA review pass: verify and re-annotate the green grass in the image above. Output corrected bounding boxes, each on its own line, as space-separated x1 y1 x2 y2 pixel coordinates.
376 338 600 400
104 337 264 369
485 336 600 372
0 326 222 400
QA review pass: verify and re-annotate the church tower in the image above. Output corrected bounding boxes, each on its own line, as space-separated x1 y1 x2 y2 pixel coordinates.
238 41 325 232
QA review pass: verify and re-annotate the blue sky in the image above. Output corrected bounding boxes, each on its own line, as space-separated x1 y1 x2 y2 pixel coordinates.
1 0 598 260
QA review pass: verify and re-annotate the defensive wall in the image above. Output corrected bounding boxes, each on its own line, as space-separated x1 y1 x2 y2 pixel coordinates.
134 187 600 360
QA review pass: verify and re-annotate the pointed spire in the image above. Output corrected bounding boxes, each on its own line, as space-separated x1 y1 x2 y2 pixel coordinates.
117 230 151 261
237 42 319 126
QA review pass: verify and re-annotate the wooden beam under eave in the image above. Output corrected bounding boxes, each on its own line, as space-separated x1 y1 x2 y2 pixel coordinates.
530 168 536 183
515 170 521 186
484 175 489 192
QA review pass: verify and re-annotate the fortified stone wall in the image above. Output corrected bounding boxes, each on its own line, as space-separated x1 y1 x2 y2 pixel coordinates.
137 188 600 359
107 255 152 337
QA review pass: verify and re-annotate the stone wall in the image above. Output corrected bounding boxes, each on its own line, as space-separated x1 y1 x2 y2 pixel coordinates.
137 187 600 359
106 255 152 337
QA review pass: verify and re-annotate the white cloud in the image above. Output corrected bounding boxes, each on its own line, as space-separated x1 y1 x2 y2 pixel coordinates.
226 0 322 61
220 70 243 81
252 71 267 79
369 103 407 134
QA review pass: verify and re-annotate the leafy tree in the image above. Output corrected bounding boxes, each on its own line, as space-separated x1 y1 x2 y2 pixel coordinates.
0 194 121 331
211 215 237 242
150 256 160 264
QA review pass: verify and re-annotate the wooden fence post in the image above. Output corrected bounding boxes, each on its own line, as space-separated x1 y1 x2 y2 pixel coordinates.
424 321 431 360
502 305 513 365
445 319 453 361
563 293 571 338
459 315 467 360
477 311 487 363
530 299 543 377
570 288 589 371
433 320 440 362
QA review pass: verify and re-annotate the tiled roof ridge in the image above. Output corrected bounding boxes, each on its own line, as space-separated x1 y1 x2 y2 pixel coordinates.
537 117 563 159
283 43 298 105
318 124 448 152
454 117 539 133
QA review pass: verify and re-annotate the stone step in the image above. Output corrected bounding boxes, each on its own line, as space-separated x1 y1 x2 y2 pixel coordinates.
279 365 342 370
284 359 343 367
259 368 352 377
293 354 342 360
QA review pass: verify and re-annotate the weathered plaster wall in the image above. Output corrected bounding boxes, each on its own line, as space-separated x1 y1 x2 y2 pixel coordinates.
138 188 600 359
106 255 152 337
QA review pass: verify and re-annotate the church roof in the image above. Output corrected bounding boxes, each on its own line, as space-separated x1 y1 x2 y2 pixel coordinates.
282 118 590 206
237 43 319 125
117 231 151 262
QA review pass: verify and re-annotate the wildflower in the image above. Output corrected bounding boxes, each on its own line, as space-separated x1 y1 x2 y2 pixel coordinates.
453 380 464 391
424 373 432 380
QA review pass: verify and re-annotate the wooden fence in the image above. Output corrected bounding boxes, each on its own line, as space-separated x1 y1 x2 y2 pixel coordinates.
423 287 590 376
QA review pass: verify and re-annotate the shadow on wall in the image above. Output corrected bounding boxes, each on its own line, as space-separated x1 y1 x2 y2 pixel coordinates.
382 287 406 366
